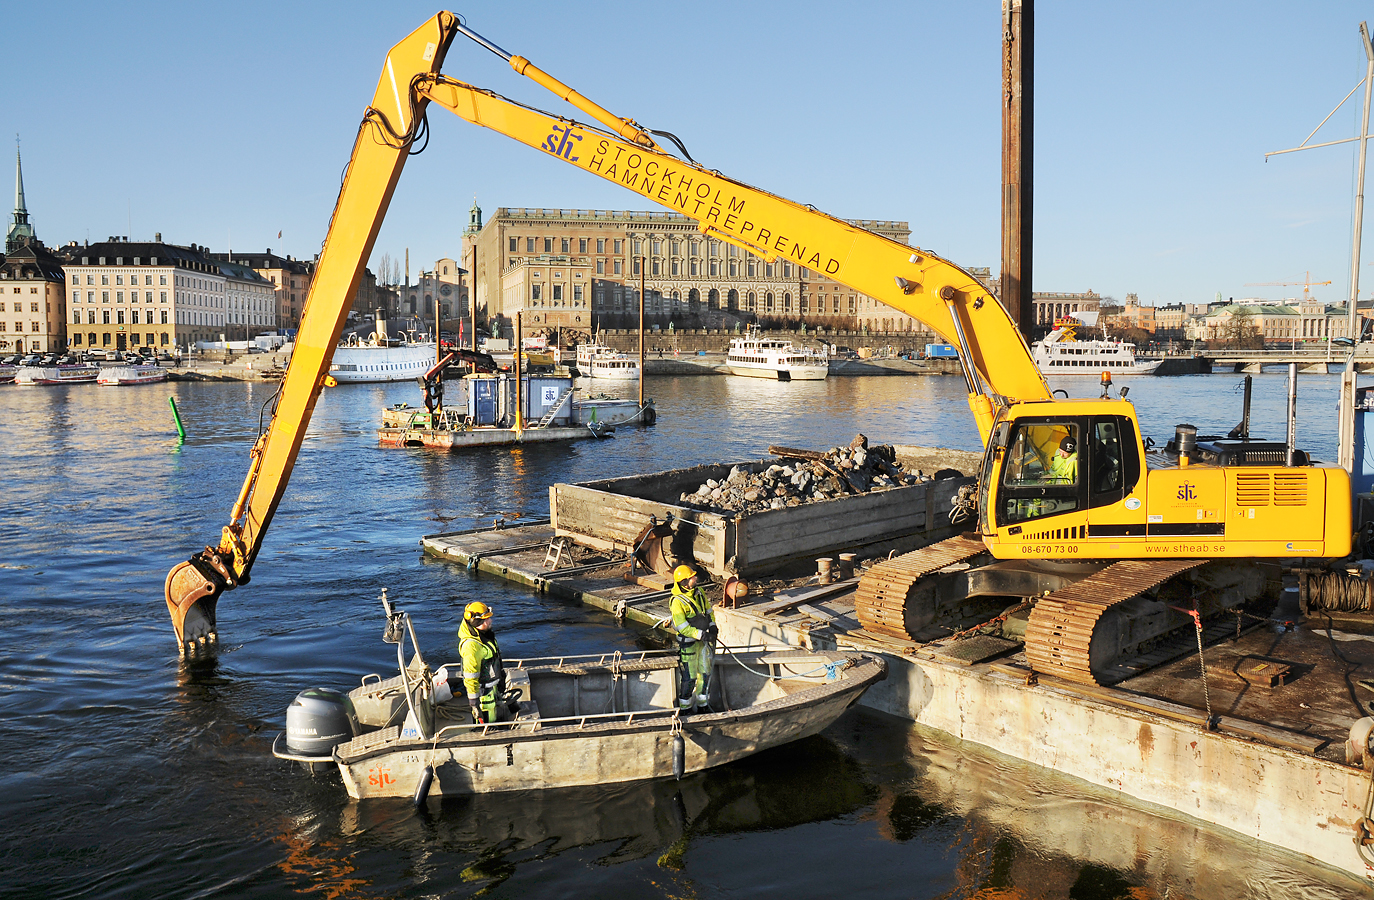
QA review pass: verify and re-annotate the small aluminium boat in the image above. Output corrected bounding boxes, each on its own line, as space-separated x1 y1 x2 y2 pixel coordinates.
273 593 885 800
97 365 168 385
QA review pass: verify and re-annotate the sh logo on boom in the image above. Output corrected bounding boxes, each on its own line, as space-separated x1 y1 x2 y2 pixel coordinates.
541 124 582 161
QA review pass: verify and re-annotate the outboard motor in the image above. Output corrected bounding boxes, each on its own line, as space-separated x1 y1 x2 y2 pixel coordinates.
285 688 359 755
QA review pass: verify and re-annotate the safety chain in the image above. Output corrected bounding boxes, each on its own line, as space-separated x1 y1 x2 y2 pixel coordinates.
937 601 1031 645
1172 603 1217 730
1225 606 1297 641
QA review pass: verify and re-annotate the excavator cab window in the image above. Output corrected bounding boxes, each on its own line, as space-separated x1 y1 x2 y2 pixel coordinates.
998 419 1081 524
1088 415 1140 508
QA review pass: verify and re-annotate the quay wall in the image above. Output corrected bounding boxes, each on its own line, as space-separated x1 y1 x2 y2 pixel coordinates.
717 608 1374 885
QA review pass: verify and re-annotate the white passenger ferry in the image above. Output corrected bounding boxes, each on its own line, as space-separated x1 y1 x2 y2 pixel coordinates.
725 329 828 381
574 339 640 381
1032 321 1160 376
14 364 100 385
97 365 168 386
0 364 15 384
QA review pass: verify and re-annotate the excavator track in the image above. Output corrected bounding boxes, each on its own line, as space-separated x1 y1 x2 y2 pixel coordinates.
855 535 989 639
1024 558 1207 685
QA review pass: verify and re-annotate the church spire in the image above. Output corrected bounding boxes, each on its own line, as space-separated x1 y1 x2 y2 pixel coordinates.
7 136 36 253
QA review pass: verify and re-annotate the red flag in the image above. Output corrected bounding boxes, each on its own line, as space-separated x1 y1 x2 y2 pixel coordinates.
277 231 282 239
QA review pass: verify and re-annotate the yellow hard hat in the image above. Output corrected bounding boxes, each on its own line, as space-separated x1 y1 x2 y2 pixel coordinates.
464 601 492 621
673 564 697 584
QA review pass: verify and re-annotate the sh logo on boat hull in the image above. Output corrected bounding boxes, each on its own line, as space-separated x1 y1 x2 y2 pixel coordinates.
541 125 582 161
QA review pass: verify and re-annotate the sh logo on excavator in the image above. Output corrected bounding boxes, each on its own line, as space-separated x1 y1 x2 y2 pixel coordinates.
1177 483 1197 501
541 124 582 161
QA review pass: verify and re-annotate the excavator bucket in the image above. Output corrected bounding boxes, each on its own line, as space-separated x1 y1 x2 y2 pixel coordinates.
626 520 677 589
165 551 230 657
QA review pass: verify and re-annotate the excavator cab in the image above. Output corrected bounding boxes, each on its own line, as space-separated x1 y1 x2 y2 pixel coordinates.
980 397 1350 561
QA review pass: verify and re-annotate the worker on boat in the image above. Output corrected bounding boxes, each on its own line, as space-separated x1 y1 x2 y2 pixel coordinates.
1047 435 1078 484
458 601 506 724
670 564 717 713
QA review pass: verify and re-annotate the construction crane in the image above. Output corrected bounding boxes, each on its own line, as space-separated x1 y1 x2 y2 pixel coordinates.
1243 271 1332 301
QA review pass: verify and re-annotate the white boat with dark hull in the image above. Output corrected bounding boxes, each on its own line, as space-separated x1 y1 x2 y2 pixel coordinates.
273 594 885 800
726 329 828 381
0 365 14 384
1032 321 1160 376
330 338 436 384
14 364 100 385
329 311 437 384
97 365 168 385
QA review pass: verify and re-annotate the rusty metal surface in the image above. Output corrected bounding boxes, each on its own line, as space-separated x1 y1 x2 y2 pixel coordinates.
854 534 988 639
1024 559 1206 685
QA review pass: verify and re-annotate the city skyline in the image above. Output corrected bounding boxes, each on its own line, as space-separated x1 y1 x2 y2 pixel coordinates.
9 1 1374 307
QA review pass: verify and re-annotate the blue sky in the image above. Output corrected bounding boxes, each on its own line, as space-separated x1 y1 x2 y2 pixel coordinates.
8 1 1374 307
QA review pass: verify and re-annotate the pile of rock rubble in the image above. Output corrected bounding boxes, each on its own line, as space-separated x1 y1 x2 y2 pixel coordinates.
678 434 936 515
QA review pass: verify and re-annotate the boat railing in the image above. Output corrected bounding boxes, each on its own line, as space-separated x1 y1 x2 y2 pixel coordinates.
431 706 684 741
506 649 678 669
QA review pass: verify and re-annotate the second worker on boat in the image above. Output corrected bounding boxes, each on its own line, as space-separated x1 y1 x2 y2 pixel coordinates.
670 565 717 713
458 601 507 723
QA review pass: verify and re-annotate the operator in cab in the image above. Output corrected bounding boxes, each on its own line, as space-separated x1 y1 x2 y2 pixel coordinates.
670 564 717 713
458 601 506 723
1047 436 1078 484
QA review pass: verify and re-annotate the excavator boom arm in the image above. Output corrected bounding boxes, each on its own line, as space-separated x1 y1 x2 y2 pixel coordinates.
164 12 1050 654
163 13 457 655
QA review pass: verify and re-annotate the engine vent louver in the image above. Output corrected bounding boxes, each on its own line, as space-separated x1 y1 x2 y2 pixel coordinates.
1274 472 1308 506
1234 472 1271 507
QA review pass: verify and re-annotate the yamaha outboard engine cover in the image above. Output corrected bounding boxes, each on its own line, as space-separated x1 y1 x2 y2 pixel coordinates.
286 688 359 755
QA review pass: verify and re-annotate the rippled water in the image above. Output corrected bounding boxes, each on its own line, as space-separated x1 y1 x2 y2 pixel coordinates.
0 370 1364 899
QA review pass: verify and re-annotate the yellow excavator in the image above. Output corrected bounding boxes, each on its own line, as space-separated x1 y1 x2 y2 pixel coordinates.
165 13 1352 686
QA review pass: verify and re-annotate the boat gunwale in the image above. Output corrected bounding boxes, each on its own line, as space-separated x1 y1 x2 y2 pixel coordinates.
333 652 885 765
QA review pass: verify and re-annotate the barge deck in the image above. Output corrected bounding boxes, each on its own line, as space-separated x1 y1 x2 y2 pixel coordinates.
421 520 1374 885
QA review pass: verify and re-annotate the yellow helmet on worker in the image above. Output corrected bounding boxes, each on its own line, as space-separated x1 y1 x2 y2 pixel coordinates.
464 601 493 622
673 564 698 585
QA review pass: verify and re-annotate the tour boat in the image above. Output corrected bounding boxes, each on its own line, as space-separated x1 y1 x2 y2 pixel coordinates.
574 339 640 380
272 593 885 799
0 364 14 384
329 334 437 384
725 328 829 381
587 354 640 380
97 365 169 386
1032 321 1160 376
13 364 100 385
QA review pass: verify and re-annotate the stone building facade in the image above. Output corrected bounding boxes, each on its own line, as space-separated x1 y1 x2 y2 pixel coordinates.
209 250 314 330
461 206 922 336
66 239 235 352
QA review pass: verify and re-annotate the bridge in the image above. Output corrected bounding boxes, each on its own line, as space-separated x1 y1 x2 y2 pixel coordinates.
1165 349 1374 374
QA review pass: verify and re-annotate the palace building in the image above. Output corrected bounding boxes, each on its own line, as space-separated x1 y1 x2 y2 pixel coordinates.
461 204 933 336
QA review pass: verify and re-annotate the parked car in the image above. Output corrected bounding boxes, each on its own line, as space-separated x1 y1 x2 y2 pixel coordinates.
40 353 58 365
123 353 142 364
101 349 120 361
1 355 19 365
20 354 42 366
56 355 77 365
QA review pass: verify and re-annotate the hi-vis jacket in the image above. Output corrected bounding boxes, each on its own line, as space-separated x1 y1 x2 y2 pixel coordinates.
458 618 503 702
670 582 715 643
